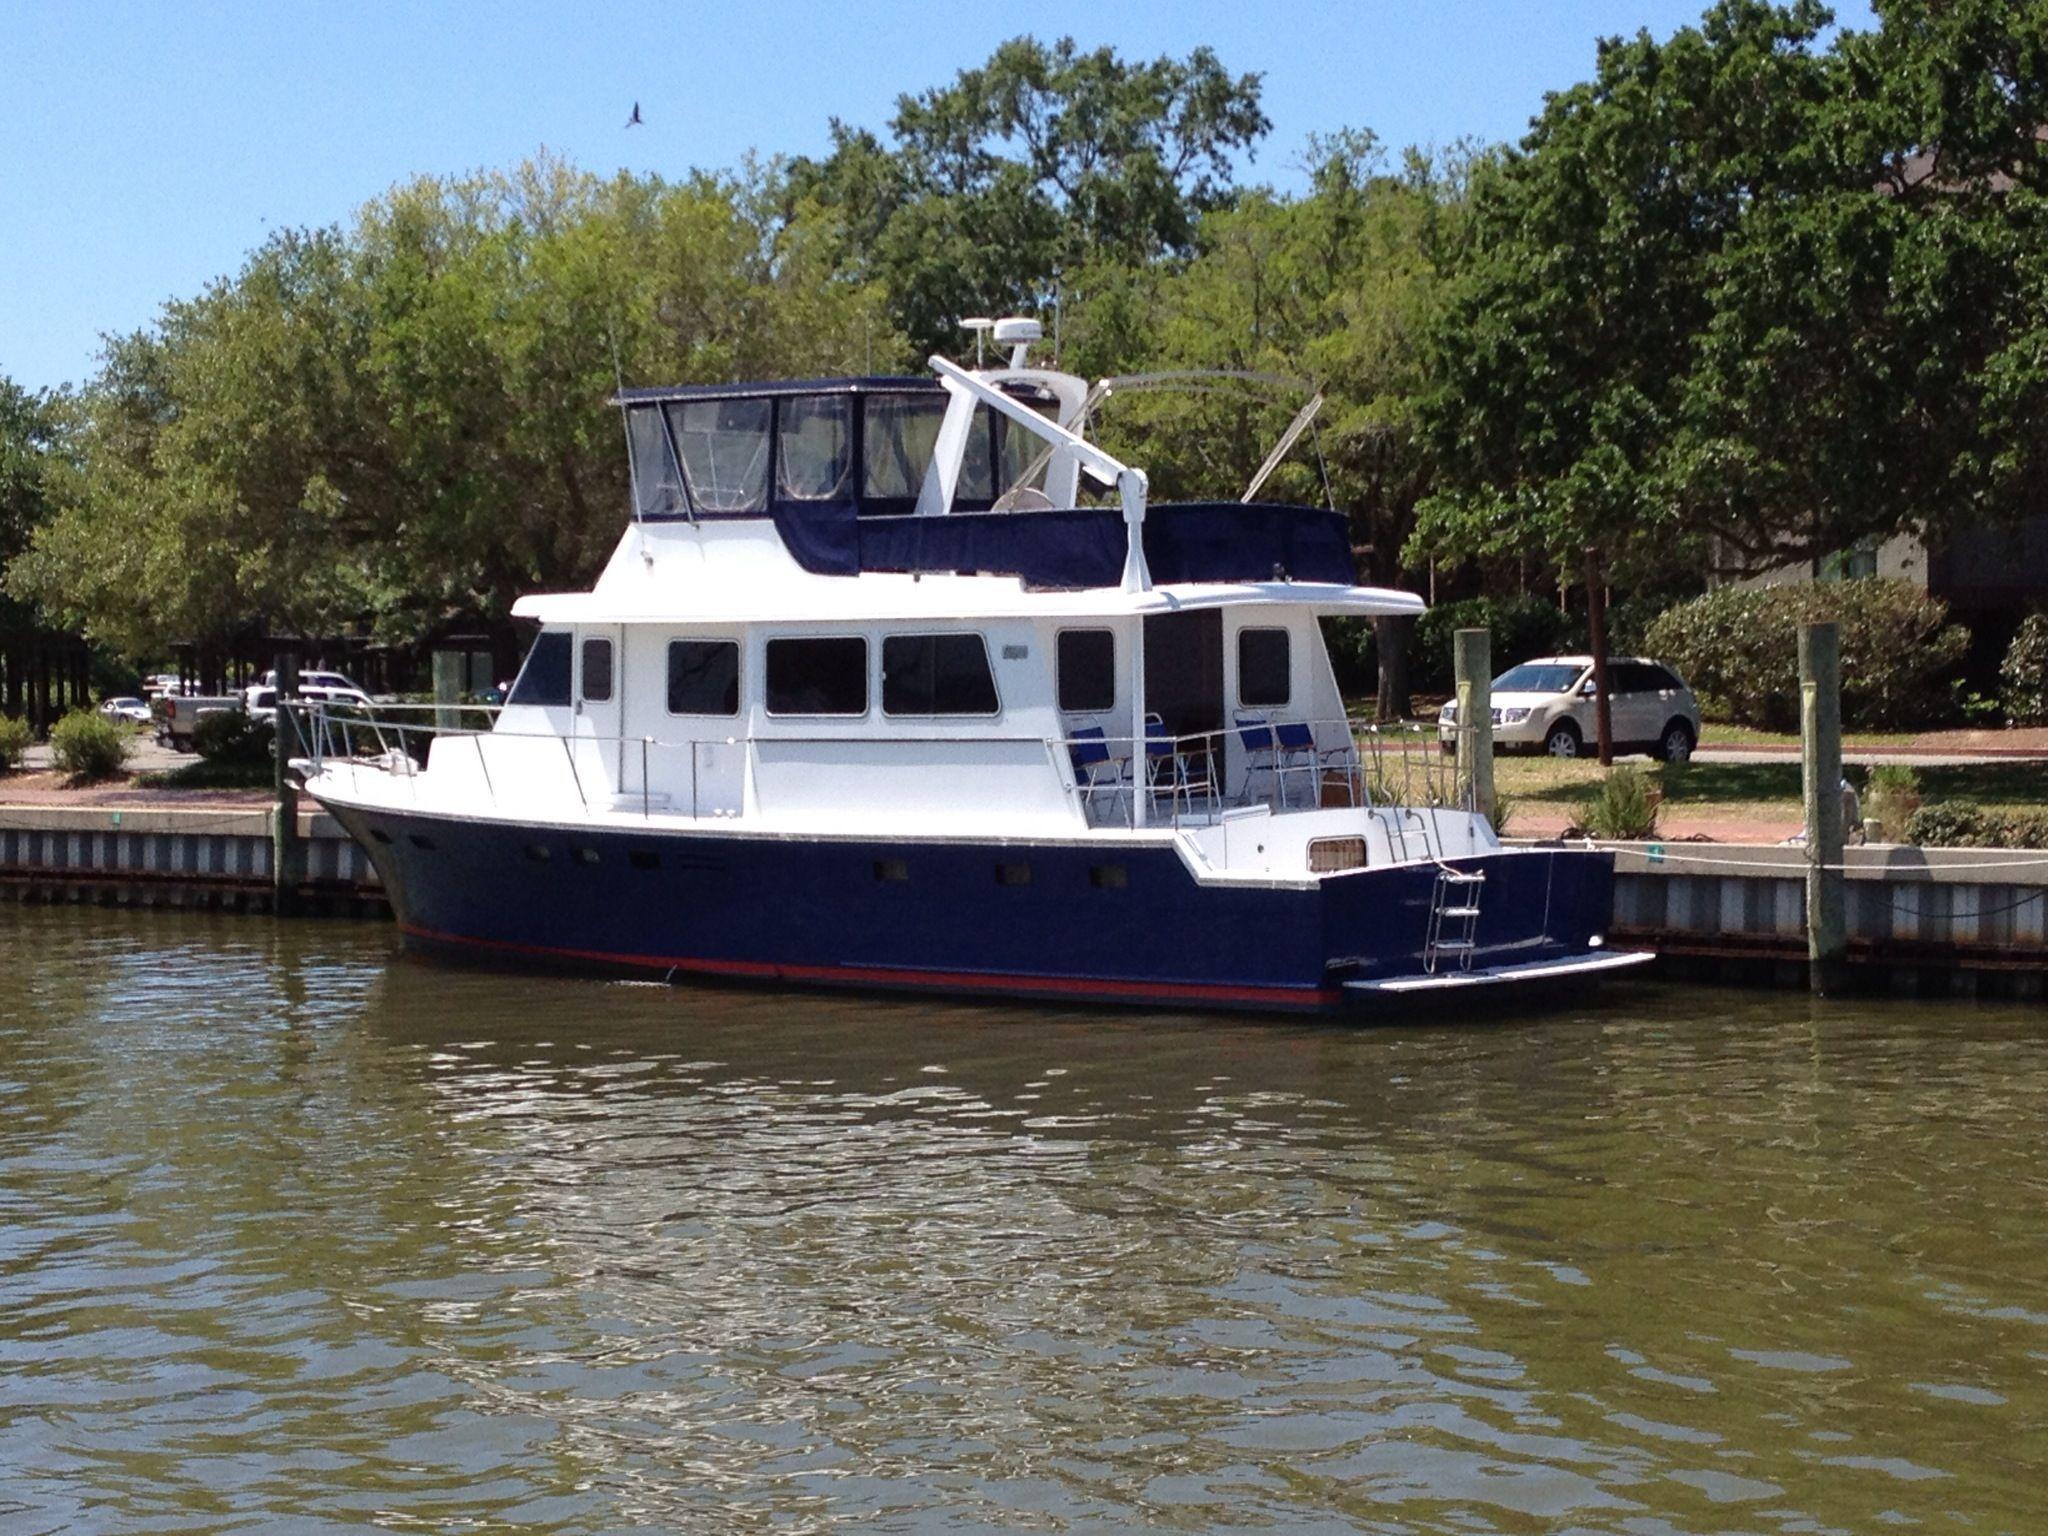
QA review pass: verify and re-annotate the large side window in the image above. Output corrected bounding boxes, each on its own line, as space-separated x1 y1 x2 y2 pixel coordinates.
766 637 868 716
1057 630 1116 713
776 396 852 501
626 406 686 518
862 394 946 502
580 638 614 703
667 640 739 716
1238 628 1290 708
883 634 999 717
666 398 771 514
507 631 572 707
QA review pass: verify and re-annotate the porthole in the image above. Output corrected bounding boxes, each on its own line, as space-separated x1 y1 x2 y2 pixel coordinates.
525 845 552 863
368 828 393 846
1089 864 1128 890
574 847 601 866
995 862 1032 887
873 858 910 883
629 850 660 871
408 833 437 852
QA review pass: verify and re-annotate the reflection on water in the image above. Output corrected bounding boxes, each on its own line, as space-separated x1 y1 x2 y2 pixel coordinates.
1 906 2043 1531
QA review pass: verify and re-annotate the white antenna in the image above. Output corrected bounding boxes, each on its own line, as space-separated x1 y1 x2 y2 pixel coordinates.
993 316 1042 370
960 317 995 367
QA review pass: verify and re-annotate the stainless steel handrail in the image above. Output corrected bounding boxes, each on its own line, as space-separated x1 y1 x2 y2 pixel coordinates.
295 702 1477 830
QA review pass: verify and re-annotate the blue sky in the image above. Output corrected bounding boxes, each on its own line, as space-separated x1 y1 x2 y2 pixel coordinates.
1 0 1876 394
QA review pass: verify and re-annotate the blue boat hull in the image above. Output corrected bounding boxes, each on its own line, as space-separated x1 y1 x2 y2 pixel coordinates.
320 801 1622 1014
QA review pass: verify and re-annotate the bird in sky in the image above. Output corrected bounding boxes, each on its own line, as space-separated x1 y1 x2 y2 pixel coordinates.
626 102 643 128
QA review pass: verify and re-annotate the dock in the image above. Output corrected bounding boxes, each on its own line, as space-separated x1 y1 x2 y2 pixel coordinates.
0 804 384 917
1604 839 2048 997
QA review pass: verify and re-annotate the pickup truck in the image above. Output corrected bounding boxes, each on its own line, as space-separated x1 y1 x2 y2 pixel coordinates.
155 693 241 752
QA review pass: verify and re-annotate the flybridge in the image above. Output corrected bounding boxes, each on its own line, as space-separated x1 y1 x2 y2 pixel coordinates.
613 325 1357 592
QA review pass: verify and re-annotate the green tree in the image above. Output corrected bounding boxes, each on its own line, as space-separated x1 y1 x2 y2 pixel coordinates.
15 157 902 661
1414 0 2048 583
1077 132 1473 713
784 37 1270 354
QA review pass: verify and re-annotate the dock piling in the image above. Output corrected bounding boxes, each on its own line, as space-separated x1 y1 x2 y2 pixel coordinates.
1799 622 1847 993
1453 627 1495 822
272 652 305 916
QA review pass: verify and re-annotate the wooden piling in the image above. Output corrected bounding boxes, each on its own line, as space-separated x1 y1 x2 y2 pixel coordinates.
272 652 305 916
1583 547 1615 766
1800 622 1847 993
1453 627 1496 823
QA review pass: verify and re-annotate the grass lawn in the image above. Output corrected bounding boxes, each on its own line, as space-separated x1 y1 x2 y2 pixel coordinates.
1493 756 2048 829
138 756 275 790
1696 722 1912 748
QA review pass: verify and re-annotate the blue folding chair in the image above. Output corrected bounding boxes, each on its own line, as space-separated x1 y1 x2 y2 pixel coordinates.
1273 720 1325 808
1067 725 1130 821
1236 714 1280 804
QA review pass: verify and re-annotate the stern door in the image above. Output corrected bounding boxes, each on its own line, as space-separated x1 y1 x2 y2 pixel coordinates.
573 626 626 803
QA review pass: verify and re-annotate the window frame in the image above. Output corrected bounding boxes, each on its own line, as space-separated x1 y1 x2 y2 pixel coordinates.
579 636 614 704
764 634 871 718
1056 628 1117 714
665 637 741 718
774 394 854 503
664 397 774 517
1236 626 1292 709
507 630 573 708
881 632 1002 719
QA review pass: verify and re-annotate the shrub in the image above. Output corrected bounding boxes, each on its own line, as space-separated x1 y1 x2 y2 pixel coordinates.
49 709 131 781
0 715 31 772
1582 766 1660 840
2001 614 2048 726
1642 577 1970 730
1414 594 1580 694
1486 790 1517 838
1862 765 1922 838
193 708 273 765
1904 803 2048 850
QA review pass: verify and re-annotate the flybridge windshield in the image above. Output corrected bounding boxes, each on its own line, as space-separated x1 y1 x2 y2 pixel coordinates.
624 389 1047 520
1494 664 1585 694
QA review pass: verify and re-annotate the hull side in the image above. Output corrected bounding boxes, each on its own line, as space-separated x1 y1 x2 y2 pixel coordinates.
322 798 1620 1015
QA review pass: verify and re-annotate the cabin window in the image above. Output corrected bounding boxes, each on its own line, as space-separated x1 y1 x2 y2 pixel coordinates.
508 631 573 707
1238 627 1291 708
882 633 999 717
776 396 852 501
626 406 687 518
580 638 614 703
1057 630 1116 713
766 637 868 716
862 394 945 502
667 639 739 716
666 398 770 514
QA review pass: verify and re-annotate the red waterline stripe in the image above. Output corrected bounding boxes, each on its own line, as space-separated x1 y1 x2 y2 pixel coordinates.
398 922 1337 1008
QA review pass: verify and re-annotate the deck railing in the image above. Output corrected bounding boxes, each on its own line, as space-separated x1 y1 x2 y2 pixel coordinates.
289 702 1479 830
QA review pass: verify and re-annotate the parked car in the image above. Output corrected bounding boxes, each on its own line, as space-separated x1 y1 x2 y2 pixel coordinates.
156 693 242 752
242 669 364 717
97 696 153 725
1439 655 1701 761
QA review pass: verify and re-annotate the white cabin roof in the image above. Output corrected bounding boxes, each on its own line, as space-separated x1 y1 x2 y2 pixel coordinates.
511 575 1422 626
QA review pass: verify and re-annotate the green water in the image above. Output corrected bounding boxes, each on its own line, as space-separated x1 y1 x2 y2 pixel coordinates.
1 906 2043 1532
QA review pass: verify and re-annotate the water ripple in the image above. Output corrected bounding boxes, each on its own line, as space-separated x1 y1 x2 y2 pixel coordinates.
0 908 2044 1530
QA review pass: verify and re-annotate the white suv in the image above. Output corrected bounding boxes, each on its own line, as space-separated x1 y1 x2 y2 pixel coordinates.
1439 655 1701 761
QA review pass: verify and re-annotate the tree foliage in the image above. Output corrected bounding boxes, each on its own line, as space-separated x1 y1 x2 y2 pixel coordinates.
1413 0 2048 585
13 159 900 655
784 37 1269 353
